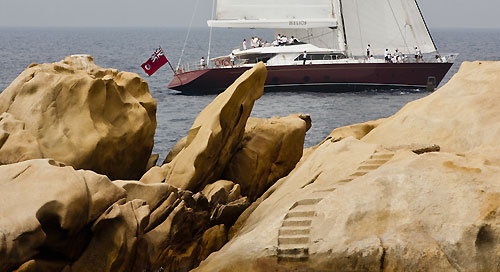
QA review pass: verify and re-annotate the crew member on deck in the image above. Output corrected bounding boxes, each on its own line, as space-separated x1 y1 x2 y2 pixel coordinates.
415 46 422 62
366 44 371 58
200 57 206 68
242 39 247 50
230 53 235 67
302 51 307 65
384 49 390 63
253 37 259 48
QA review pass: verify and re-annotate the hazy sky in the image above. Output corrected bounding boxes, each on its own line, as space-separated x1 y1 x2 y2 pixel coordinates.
0 0 499 29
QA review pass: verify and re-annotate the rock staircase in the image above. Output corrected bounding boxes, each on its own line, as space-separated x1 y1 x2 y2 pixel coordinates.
277 150 394 263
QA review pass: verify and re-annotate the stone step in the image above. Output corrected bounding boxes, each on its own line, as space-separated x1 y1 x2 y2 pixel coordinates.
357 164 381 170
290 199 322 209
278 236 310 245
350 171 368 177
277 247 309 256
338 178 353 183
370 153 394 160
282 219 312 227
285 211 315 218
363 159 388 165
313 187 336 193
279 228 311 236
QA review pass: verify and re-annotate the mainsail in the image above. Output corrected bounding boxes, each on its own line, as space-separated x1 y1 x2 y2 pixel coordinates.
207 0 436 56
341 0 437 56
207 0 338 29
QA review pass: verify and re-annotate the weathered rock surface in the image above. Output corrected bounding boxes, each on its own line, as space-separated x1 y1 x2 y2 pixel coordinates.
159 62 267 192
0 112 42 165
363 61 500 153
195 62 500 271
201 180 240 206
0 159 126 272
223 114 311 201
68 199 150 272
0 55 157 180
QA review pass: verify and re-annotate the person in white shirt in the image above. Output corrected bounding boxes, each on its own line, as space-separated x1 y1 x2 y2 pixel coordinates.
302 51 307 65
253 37 259 48
394 49 400 63
230 53 235 66
366 44 371 58
415 46 422 62
199 57 206 68
272 40 279 46
384 49 390 63
280 35 287 46
242 39 247 50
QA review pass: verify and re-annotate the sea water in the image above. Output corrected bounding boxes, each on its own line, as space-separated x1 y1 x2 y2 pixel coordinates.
1 27 499 162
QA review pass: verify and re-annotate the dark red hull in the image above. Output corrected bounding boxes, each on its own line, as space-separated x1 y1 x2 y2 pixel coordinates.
167 63 453 94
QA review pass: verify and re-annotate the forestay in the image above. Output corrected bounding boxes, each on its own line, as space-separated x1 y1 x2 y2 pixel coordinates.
208 0 338 29
341 0 436 56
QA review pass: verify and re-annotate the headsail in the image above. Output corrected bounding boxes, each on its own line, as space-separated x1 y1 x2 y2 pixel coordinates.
341 0 436 56
208 0 338 29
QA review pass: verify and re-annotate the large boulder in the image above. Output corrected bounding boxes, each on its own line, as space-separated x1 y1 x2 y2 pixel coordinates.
159 62 267 192
195 62 500 271
0 159 126 272
362 61 500 153
0 112 42 164
0 55 157 180
222 114 311 201
68 199 150 272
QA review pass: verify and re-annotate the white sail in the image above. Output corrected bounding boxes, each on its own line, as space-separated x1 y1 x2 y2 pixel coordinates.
208 0 337 29
340 0 436 56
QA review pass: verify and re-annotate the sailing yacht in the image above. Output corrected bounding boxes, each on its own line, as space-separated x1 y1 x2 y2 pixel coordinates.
167 0 456 94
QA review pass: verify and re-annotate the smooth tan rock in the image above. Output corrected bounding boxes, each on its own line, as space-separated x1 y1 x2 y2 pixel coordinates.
0 113 42 165
198 225 228 263
362 61 500 153
196 62 500 271
113 180 178 210
161 62 267 192
0 159 125 272
0 55 157 180
145 199 210 271
201 180 237 205
222 114 310 201
139 166 167 184
327 118 385 141
210 197 251 227
162 136 186 165
69 199 150 272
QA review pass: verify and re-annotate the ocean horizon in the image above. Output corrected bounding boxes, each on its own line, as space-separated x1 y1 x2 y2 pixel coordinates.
1 26 499 161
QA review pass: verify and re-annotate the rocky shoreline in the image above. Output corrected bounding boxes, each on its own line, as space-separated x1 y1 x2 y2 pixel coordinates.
1 56 500 271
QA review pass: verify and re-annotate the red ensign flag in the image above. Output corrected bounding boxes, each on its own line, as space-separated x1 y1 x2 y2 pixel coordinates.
141 47 168 76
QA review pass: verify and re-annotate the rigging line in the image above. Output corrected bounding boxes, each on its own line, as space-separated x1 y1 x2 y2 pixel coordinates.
207 0 216 63
176 0 200 71
414 0 439 55
354 0 364 56
386 0 411 54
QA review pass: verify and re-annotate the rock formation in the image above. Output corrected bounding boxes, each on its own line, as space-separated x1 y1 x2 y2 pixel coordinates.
195 62 500 271
161 62 267 191
0 159 126 272
222 114 311 201
0 55 157 180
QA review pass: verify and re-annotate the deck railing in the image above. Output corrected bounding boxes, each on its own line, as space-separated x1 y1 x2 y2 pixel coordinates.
175 53 457 74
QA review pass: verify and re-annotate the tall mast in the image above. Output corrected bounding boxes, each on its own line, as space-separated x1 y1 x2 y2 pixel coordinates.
414 0 439 54
338 0 348 54
207 0 216 62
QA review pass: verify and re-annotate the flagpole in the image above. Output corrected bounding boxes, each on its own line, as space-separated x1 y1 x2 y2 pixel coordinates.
159 45 182 83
